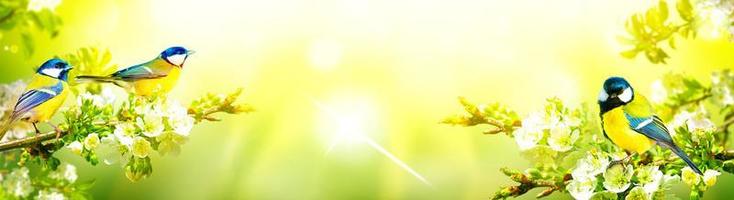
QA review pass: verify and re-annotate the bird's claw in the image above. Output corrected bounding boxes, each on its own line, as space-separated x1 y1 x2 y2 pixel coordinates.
608 159 625 169
607 154 635 170
47 123 61 139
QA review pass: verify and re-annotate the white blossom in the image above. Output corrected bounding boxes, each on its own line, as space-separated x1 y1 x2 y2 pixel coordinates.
131 137 152 158
136 113 164 138
77 91 114 108
721 87 734 105
650 80 668 104
114 122 137 147
603 164 633 193
566 176 595 200
548 122 579 152
624 186 650 200
635 165 663 194
681 167 701 186
27 0 61 11
3 167 33 198
49 164 77 183
703 169 721 187
669 108 716 134
66 141 82 155
36 189 66 200
83 133 100 150
513 112 545 150
572 152 610 180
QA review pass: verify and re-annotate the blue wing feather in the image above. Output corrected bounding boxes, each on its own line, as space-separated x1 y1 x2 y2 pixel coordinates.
624 112 703 174
111 63 167 81
11 84 61 119
625 114 673 145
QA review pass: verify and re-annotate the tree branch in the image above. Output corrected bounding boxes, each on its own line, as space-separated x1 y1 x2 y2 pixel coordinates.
0 106 244 153
670 93 712 111
492 168 570 199
0 130 64 152
715 150 734 161
719 117 734 133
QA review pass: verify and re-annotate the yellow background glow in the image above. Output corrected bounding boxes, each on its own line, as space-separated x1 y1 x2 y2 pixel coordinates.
1 0 734 199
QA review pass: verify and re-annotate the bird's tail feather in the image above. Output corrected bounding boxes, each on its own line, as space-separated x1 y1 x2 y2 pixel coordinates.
76 75 128 88
0 117 19 141
669 144 703 175
75 75 116 83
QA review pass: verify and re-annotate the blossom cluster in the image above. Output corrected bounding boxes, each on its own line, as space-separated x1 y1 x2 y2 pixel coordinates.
0 78 248 199
444 70 734 200
60 87 219 182
513 98 582 152
0 162 89 199
696 0 734 38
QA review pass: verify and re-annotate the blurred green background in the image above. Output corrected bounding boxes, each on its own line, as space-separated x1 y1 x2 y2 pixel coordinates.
1 0 734 199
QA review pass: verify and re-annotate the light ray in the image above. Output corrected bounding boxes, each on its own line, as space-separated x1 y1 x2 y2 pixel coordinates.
311 97 432 186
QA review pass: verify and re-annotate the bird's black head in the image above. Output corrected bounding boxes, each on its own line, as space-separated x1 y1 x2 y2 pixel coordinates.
37 58 73 82
598 77 634 114
160 46 194 68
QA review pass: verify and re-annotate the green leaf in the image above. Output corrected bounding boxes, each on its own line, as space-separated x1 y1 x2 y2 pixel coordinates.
658 0 669 22
677 0 693 21
620 49 639 59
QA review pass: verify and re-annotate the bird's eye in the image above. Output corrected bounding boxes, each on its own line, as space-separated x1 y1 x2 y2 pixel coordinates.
55 63 64 68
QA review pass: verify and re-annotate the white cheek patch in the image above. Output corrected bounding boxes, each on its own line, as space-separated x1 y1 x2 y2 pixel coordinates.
41 68 62 78
598 89 609 102
618 87 633 103
166 54 187 66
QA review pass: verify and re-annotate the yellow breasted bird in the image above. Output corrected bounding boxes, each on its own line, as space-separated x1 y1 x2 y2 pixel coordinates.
0 58 73 139
75 46 194 96
598 77 702 174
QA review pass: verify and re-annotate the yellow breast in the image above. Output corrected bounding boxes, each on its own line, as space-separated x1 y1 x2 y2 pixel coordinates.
133 67 181 96
602 107 654 154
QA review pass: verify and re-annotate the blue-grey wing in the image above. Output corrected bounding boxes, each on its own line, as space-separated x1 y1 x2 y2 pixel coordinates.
625 113 674 145
110 64 167 81
11 88 58 119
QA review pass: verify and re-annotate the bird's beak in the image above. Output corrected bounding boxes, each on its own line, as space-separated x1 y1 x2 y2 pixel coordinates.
65 66 74 70
187 50 196 56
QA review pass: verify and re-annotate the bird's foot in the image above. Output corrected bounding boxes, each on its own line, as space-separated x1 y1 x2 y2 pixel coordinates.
47 123 61 139
32 123 40 134
607 153 636 170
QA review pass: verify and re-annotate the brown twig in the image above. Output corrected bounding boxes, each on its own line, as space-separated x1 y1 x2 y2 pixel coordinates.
0 130 65 152
715 150 734 161
670 93 711 111
0 107 240 153
492 168 570 199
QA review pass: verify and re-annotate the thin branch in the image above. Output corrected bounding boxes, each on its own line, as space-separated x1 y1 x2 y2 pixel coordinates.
719 117 734 133
715 150 734 161
0 107 241 153
0 130 63 152
670 93 712 111
493 168 570 199
482 119 520 135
